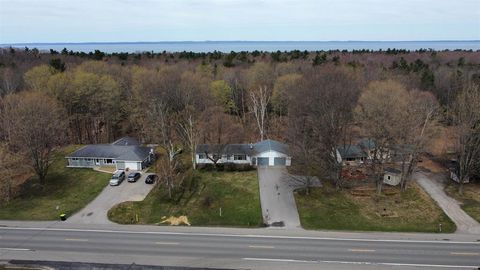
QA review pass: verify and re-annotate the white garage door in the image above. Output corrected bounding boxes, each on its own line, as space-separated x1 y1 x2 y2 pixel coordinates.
125 162 140 170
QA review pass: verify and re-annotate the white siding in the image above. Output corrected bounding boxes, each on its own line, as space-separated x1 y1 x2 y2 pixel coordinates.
196 154 252 165
383 173 401 186
125 161 141 170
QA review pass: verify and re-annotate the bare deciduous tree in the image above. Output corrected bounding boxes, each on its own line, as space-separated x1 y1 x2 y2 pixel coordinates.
289 67 360 191
1 92 65 185
453 83 480 195
356 80 408 194
178 108 199 170
396 90 439 190
250 86 271 141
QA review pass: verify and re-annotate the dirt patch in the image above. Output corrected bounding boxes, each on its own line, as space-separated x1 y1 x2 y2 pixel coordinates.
418 157 447 174
159 215 191 226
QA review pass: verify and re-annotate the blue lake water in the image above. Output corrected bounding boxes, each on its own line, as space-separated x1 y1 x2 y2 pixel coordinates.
2 41 479 53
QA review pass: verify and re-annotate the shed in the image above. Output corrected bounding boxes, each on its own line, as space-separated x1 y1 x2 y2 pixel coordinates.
383 167 402 186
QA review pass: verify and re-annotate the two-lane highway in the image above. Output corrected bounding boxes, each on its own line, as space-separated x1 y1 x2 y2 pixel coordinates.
1 225 479 269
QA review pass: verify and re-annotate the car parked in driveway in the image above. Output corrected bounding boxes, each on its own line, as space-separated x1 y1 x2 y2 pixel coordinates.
145 174 158 184
128 172 141 182
109 170 125 186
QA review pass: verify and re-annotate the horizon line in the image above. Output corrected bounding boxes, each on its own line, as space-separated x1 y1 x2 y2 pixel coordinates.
2 39 480 46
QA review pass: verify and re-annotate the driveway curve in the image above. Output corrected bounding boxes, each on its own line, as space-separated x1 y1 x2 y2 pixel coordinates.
415 171 480 234
67 172 155 224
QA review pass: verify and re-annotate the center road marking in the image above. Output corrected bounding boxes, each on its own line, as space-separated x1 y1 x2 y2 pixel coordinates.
249 245 275 249
64 238 88 242
450 252 479 256
0 248 32 251
349 249 376 252
155 242 179 245
2 227 479 245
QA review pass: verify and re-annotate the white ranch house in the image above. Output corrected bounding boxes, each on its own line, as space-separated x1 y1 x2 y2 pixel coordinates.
65 137 154 171
196 139 291 167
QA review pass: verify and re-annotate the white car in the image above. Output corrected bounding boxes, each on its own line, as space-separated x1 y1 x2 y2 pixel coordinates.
109 170 125 186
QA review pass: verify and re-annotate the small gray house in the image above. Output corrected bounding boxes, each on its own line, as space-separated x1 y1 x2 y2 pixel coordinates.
65 137 154 171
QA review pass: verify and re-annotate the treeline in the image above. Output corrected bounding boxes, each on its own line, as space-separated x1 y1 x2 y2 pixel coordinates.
0 48 479 200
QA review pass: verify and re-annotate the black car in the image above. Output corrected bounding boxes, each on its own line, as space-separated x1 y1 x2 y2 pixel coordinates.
145 174 158 184
127 172 141 182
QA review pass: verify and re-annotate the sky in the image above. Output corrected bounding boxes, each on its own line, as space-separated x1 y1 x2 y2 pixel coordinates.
0 0 479 43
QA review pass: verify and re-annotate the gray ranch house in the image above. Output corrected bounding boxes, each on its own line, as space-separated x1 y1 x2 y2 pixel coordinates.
65 137 154 171
196 139 291 167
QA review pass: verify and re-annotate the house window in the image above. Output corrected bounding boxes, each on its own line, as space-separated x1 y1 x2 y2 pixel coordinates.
198 154 206 159
104 159 113 164
387 175 391 180
234 154 247 161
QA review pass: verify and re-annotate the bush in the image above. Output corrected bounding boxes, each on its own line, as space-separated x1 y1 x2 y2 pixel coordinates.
197 163 254 171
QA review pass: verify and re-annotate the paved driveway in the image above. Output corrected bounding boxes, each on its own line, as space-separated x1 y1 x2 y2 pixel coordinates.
415 171 480 234
67 172 155 225
257 166 321 229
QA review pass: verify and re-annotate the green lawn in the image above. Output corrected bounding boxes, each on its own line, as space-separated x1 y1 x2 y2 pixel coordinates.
295 182 456 233
445 183 480 223
0 145 110 220
108 170 262 227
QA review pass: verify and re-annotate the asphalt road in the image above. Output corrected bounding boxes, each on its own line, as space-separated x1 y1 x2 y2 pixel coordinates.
0 223 479 270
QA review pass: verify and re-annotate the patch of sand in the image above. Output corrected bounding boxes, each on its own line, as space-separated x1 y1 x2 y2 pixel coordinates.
159 215 191 226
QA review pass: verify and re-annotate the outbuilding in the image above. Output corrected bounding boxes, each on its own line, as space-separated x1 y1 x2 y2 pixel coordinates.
383 167 402 186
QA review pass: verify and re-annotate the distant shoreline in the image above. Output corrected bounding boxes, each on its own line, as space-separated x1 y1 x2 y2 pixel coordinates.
2 40 479 53
2 40 479 46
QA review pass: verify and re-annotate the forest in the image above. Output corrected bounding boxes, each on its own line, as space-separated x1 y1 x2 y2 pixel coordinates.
0 47 479 202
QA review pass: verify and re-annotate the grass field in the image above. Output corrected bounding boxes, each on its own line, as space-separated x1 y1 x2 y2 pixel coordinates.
445 182 480 223
108 170 262 227
0 145 110 220
295 182 456 233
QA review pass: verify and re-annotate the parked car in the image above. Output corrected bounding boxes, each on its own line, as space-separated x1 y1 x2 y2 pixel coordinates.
109 170 125 186
128 172 141 182
145 174 158 184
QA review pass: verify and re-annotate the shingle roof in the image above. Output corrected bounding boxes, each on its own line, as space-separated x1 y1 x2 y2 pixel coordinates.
337 145 367 159
254 139 289 155
66 144 152 161
196 144 254 156
112 137 140 146
384 167 401 174
358 138 376 150
195 139 289 155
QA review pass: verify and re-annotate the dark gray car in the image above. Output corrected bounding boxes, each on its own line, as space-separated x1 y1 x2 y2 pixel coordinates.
128 172 141 182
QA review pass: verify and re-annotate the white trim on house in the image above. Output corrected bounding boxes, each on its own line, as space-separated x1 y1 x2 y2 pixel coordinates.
195 140 291 167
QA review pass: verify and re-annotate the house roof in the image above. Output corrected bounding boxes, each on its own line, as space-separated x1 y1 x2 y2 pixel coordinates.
66 144 152 161
195 139 289 156
254 139 289 155
358 138 376 150
196 144 254 156
112 137 140 146
384 167 401 174
337 145 367 159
